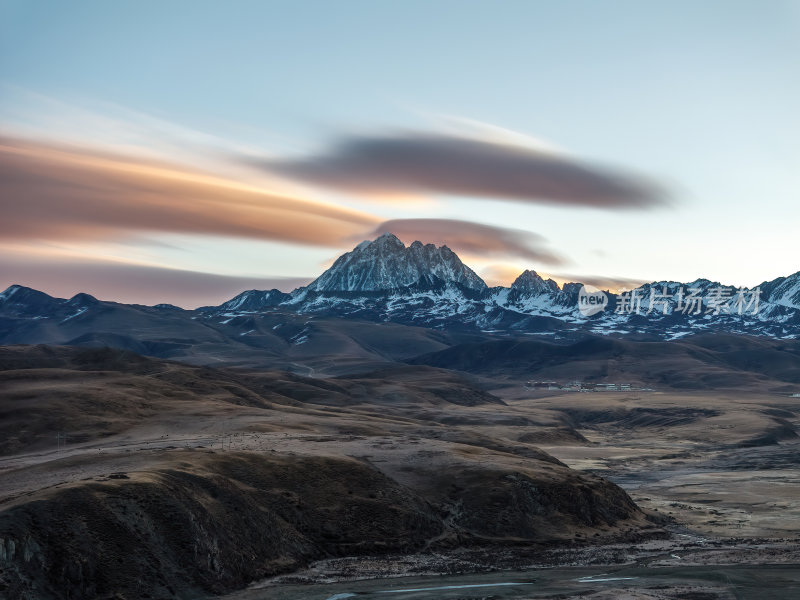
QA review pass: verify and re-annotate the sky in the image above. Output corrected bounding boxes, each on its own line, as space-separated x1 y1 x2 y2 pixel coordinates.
1 0 798 307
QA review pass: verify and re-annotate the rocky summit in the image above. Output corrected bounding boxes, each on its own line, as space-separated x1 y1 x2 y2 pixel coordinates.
306 233 487 292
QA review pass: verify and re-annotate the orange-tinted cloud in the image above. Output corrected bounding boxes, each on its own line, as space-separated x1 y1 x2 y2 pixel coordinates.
480 264 530 287
368 218 566 265
266 131 668 208
549 273 648 293
0 135 379 245
479 264 649 291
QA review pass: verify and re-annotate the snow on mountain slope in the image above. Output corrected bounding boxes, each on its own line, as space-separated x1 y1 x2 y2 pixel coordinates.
510 270 559 294
761 271 800 309
202 235 800 339
306 233 486 292
215 289 290 313
3 235 799 340
181 234 800 339
0 285 70 318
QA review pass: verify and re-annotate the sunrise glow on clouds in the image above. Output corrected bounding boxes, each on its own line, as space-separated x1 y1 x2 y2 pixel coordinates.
1 92 670 305
1 2 797 306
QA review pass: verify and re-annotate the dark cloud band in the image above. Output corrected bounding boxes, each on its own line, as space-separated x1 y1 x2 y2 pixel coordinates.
267 132 668 208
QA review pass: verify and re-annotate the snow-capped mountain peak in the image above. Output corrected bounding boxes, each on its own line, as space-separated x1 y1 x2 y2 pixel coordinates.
510 270 559 294
3 240 799 342
761 271 800 310
306 233 487 292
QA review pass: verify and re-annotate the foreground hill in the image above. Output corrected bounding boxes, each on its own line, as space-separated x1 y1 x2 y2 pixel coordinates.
0 346 656 600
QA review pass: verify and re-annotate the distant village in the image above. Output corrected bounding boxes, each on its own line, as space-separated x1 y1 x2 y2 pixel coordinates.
525 381 653 392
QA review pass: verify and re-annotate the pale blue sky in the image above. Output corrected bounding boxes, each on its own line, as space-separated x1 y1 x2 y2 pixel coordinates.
1 0 798 305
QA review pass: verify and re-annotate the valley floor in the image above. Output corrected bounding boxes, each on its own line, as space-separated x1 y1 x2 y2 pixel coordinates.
225 558 800 600
2 346 799 599
219 388 800 600
518 390 800 540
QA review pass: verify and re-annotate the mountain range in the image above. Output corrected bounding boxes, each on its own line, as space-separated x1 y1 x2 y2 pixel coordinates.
213 233 800 339
2 234 799 356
